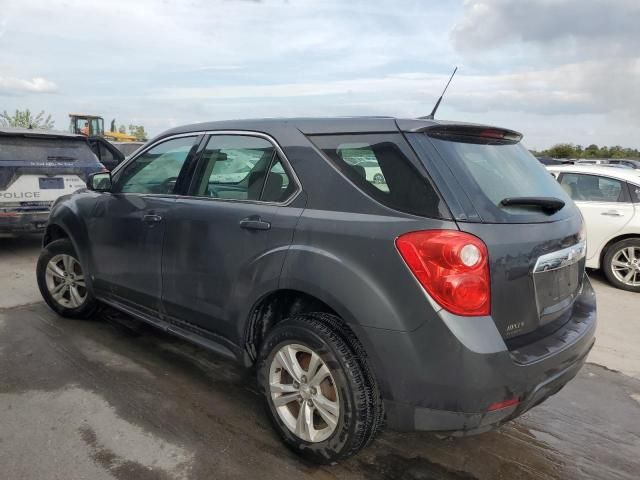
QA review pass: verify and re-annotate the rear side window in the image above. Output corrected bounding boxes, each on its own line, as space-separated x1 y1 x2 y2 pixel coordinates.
409 133 572 223
630 183 640 203
193 135 296 203
559 173 627 202
310 134 449 219
0 136 97 166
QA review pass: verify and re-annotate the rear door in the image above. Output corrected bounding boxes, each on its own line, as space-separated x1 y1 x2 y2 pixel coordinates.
161 133 301 341
558 172 634 261
407 127 585 343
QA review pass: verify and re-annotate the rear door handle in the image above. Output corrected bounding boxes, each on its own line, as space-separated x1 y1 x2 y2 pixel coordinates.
239 216 271 231
601 210 624 217
143 214 163 223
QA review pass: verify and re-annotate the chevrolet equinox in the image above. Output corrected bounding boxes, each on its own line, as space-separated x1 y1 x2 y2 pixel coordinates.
37 118 597 463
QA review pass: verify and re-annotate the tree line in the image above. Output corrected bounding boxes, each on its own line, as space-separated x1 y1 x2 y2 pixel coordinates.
531 143 640 159
0 108 147 141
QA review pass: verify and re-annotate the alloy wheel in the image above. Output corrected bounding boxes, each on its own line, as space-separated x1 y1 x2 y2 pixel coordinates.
611 246 640 287
45 254 88 309
269 343 340 443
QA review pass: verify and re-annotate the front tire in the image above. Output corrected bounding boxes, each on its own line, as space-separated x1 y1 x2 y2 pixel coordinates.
603 238 640 292
37 239 99 318
257 313 383 464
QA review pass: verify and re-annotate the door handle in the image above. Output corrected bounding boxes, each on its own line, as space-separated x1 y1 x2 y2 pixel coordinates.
143 214 163 223
239 216 271 231
601 211 623 217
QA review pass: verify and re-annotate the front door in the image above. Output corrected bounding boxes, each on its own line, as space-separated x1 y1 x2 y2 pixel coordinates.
161 133 301 341
87 135 200 313
559 172 635 260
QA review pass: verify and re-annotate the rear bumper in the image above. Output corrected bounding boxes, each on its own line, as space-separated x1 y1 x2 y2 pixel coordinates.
0 209 50 233
356 276 597 433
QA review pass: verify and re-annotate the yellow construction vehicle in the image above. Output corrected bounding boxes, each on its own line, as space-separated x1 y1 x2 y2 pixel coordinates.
68 114 139 142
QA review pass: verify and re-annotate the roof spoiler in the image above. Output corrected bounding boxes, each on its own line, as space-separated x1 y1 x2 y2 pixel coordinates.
412 124 523 144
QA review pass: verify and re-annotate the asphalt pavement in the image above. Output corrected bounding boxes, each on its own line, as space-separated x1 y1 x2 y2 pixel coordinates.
1 235 639 479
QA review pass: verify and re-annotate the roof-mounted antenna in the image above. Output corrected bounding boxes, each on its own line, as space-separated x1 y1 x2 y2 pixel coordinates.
420 66 458 120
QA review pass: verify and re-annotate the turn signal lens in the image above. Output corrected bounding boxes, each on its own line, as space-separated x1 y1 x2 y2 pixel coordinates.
395 230 491 316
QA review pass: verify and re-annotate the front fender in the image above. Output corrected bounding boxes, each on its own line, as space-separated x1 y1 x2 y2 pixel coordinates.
46 195 95 290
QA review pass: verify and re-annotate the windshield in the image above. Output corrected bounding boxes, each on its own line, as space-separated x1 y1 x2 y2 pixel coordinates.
408 132 573 223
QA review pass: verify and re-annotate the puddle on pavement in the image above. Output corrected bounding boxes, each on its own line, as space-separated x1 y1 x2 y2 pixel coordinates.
0 387 194 480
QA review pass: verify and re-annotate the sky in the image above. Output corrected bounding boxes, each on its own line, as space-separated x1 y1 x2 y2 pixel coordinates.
0 0 638 150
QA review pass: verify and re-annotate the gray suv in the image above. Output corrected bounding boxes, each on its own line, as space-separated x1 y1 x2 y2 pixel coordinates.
36 118 597 463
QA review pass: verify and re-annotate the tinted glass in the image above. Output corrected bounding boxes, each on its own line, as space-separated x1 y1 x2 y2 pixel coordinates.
560 173 626 202
194 135 295 202
629 183 640 203
0 136 97 165
116 136 196 194
310 134 448 219
98 142 115 165
262 158 296 202
409 133 571 223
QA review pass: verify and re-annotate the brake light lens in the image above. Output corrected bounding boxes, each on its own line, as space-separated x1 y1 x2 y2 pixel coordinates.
395 230 491 316
487 397 520 411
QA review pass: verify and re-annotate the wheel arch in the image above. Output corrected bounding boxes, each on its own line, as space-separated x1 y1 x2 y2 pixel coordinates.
244 288 339 363
598 233 640 269
243 287 392 401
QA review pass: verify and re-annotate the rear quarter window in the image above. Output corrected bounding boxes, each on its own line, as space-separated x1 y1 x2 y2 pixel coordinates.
309 133 449 219
629 183 640 203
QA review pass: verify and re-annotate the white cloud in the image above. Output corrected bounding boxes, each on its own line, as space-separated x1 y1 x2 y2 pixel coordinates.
452 0 640 58
0 76 57 95
448 0 640 147
0 0 638 148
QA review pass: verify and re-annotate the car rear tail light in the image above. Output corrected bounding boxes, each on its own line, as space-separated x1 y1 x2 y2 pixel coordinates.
395 230 490 316
487 397 520 411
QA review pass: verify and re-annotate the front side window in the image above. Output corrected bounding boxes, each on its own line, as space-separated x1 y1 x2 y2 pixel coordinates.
560 173 626 202
193 135 296 202
116 136 197 194
310 134 448 219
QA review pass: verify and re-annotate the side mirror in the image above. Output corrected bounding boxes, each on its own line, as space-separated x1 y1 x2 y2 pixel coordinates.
87 172 112 192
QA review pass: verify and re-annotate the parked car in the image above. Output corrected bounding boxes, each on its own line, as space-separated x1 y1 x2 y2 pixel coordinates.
37 118 596 463
536 156 570 166
576 159 640 169
0 128 104 234
86 138 146 171
86 136 125 171
548 165 640 291
607 159 640 169
110 141 146 158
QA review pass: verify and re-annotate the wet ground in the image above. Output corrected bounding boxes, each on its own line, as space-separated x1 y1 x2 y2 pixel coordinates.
1 236 639 479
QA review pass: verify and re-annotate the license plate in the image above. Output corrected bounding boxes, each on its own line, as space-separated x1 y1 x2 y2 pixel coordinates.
534 262 581 321
39 177 64 189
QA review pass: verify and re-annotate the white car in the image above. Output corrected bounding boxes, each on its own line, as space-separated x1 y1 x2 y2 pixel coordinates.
548 165 640 292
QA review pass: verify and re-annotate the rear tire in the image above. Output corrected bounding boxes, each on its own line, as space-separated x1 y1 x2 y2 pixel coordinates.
602 238 640 292
257 312 383 464
37 239 99 318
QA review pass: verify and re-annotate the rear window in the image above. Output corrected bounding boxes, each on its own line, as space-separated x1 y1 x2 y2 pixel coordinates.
408 133 572 223
310 133 449 219
0 136 97 166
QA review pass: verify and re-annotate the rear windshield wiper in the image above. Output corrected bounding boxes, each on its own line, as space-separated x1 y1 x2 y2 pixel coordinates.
499 196 565 214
